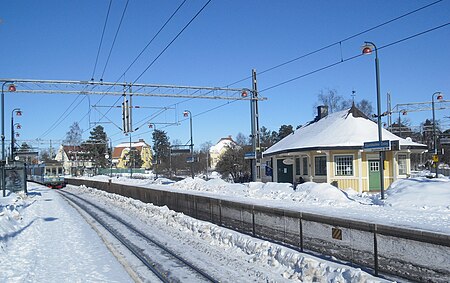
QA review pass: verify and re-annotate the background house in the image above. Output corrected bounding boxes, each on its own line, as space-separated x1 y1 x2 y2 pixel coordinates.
209 136 237 170
55 145 94 176
112 139 153 169
262 105 427 192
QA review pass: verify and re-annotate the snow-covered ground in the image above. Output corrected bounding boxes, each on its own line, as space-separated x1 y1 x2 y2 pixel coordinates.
1 174 449 282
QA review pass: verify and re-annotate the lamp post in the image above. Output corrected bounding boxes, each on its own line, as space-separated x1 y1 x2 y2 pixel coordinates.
2 82 16 197
11 108 22 162
2 82 16 160
183 110 194 179
432 91 443 178
362 41 385 200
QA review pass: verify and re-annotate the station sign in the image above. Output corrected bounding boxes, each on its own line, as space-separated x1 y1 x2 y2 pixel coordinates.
171 148 191 154
440 137 450 145
186 156 198 163
244 152 256 160
363 140 391 152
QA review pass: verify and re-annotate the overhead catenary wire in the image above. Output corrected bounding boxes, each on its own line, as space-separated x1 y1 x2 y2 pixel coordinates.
44 1 446 144
86 0 212 135
100 0 130 81
91 0 113 81
260 22 450 93
129 0 447 136
93 0 188 107
103 20 450 145
226 0 445 87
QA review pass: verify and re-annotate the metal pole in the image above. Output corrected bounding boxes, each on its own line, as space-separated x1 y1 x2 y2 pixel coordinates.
1 82 8 161
11 112 14 162
189 111 194 179
110 138 113 177
2 81 14 197
431 92 442 178
374 44 385 200
364 41 385 200
129 134 133 178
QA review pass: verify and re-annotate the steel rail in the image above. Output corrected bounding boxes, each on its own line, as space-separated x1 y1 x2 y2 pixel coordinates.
58 190 218 283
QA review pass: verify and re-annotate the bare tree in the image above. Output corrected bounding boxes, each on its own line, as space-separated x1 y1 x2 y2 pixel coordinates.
63 122 83 146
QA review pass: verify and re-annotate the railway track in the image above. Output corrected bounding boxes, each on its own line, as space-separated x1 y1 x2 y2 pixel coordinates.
58 190 218 283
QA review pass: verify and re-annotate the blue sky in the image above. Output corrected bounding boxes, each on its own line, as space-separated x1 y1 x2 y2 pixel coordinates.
0 0 449 151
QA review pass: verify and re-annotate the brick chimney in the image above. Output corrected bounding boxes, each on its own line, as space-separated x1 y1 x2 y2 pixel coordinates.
316 105 328 120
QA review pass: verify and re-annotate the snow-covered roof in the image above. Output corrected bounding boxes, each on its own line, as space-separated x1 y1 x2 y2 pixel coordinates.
115 141 149 148
263 106 427 156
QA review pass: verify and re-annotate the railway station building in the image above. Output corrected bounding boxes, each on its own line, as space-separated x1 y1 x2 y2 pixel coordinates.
261 105 428 193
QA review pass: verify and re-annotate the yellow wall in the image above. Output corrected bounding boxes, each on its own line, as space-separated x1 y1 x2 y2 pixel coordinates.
272 149 404 193
116 146 153 169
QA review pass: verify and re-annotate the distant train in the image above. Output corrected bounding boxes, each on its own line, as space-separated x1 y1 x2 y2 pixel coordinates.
27 161 66 189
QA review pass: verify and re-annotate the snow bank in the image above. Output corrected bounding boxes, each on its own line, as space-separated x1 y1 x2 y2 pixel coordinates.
384 177 450 211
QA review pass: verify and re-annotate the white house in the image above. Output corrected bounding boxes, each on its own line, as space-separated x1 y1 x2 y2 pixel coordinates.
209 136 237 170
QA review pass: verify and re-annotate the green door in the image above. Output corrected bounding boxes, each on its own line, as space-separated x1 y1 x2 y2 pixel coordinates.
277 159 293 184
368 160 381 191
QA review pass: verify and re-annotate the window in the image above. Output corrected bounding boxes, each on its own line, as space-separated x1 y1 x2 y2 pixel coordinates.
370 161 379 172
295 158 300 175
302 156 308 175
398 154 407 175
334 155 353 176
314 156 327 176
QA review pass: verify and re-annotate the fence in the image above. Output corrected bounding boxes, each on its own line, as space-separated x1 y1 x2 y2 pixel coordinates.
66 178 450 282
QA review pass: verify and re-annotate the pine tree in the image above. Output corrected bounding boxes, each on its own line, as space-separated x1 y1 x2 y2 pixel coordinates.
152 129 171 173
84 125 108 168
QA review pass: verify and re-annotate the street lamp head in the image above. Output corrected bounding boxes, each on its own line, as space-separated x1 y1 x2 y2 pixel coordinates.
8 84 16 92
241 90 248 98
437 94 443 101
362 46 372 55
361 42 376 55
183 110 190 117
